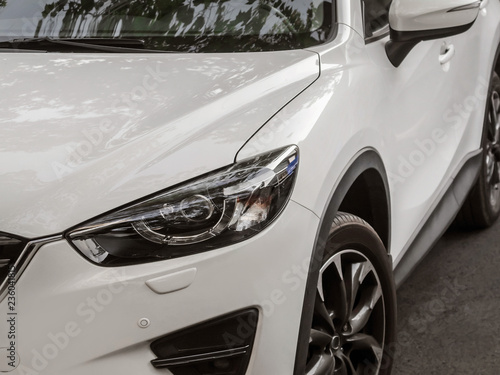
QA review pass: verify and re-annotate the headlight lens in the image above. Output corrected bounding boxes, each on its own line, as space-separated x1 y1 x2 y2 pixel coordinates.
67 146 299 266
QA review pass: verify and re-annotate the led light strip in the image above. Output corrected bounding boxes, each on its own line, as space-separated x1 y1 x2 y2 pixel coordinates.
131 198 239 246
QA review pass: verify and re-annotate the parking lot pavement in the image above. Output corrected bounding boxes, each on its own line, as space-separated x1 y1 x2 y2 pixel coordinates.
394 219 500 375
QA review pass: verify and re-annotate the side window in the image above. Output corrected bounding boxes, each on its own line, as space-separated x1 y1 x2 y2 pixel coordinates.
362 0 392 39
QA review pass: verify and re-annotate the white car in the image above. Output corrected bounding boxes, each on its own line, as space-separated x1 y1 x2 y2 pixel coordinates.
0 0 499 374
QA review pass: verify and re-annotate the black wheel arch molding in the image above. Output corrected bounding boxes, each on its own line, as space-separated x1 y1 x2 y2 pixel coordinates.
293 148 392 375
492 39 500 82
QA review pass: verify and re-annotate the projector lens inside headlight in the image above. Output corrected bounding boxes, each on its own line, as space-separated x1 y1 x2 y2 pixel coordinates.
67 146 299 266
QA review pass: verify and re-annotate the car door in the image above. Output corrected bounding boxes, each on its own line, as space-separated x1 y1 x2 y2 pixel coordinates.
358 0 485 262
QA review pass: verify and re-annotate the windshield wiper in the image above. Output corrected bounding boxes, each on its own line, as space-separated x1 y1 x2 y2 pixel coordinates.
0 37 161 53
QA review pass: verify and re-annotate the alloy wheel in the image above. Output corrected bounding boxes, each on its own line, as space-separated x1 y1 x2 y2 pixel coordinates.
306 250 385 375
486 89 500 207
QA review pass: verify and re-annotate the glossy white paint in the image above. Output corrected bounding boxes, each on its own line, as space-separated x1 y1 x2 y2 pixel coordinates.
1 201 319 375
389 0 481 32
0 51 319 238
0 0 499 374
239 0 500 264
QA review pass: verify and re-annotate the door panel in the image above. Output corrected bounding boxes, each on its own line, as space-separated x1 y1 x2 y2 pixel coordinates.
357 1 485 261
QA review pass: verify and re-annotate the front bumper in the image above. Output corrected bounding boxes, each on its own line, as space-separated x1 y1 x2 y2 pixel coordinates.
0 201 319 375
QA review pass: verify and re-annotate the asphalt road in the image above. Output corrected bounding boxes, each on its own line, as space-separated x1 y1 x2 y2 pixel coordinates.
393 218 500 375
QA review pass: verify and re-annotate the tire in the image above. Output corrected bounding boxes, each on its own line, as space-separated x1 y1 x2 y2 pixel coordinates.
305 212 397 375
455 72 500 229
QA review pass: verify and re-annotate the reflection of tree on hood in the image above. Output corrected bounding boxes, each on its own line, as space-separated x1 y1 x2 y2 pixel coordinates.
0 1 7 8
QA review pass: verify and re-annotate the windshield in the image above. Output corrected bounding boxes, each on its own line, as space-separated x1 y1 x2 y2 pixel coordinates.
0 0 335 52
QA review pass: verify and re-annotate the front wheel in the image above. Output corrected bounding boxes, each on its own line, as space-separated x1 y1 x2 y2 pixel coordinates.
305 213 397 375
455 72 500 228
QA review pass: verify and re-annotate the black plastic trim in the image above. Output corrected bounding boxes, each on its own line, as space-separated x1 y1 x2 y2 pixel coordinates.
293 150 391 375
495 40 500 75
385 40 420 68
394 151 482 287
152 346 249 368
150 308 258 375
0 233 27 286
390 22 475 43
386 21 475 67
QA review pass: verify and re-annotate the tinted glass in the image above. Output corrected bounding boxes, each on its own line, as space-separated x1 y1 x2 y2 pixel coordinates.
362 0 391 38
0 0 335 52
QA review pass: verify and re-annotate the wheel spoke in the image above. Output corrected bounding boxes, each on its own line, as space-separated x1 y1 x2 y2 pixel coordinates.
313 292 335 334
345 262 365 315
346 333 383 364
493 161 500 186
491 92 500 143
332 278 349 325
310 328 333 349
337 352 357 375
334 363 349 375
334 361 349 375
349 284 382 335
321 257 349 325
486 91 500 201
305 353 335 375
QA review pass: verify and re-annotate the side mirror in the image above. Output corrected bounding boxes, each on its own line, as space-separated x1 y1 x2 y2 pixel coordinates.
386 0 481 67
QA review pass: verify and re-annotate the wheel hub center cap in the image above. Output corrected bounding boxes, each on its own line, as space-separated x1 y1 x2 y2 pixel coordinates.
331 335 341 351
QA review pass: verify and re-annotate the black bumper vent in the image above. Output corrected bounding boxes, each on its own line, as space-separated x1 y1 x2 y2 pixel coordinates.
151 309 258 375
0 234 27 287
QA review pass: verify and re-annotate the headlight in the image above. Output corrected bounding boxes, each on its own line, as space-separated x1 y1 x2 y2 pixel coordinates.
67 145 299 266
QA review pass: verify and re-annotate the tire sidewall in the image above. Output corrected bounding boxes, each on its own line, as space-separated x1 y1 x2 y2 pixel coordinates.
321 219 397 375
478 72 500 223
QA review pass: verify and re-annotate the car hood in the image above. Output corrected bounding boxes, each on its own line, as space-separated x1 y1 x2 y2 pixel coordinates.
0 51 319 238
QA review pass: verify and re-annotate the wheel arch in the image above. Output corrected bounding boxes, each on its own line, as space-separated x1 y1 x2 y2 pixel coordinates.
318 148 392 252
492 38 500 76
337 166 390 251
293 148 392 375
496 51 500 75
